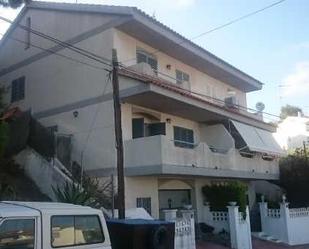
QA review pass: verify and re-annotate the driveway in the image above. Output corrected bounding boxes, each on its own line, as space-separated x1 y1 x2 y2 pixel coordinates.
197 238 309 249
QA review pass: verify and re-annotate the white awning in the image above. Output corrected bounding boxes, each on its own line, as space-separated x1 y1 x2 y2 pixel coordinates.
231 120 284 156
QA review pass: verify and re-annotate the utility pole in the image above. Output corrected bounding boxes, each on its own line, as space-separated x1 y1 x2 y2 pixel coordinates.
112 49 125 219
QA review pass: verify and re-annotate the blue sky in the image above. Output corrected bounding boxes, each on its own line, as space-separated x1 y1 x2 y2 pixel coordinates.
0 0 308 120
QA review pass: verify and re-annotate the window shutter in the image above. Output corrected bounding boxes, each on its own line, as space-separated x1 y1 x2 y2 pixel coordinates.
176 70 182 84
137 52 147 64
132 118 145 139
11 77 25 103
148 57 158 71
148 122 166 136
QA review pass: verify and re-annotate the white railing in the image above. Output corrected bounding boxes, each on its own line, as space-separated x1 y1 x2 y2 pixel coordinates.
260 198 309 246
289 207 309 218
14 148 72 200
267 208 281 218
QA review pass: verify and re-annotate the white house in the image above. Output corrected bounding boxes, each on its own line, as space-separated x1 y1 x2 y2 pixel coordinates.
274 115 309 151
0 1 284 221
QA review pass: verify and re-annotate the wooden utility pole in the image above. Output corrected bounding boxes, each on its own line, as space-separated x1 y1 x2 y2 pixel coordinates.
112 49 125 219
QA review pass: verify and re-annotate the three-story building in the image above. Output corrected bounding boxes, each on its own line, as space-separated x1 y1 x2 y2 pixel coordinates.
0 1 283 221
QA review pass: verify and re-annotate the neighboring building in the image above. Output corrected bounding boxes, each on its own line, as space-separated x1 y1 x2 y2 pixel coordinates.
274 115 309 151
0 1 284 221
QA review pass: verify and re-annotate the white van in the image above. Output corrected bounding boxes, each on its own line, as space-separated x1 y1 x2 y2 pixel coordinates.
0 201 111 249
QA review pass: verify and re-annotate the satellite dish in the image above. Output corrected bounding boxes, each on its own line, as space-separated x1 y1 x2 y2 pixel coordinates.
256 102 265 112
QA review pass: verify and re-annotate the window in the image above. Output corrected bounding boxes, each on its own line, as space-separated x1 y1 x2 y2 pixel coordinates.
132 118 166 139
176 70 189 84
11 76 25 102
136 49 158 72
51 215 104 248
174 126 194 148
25 17 31 50
137 197 152 215
0 218 35 249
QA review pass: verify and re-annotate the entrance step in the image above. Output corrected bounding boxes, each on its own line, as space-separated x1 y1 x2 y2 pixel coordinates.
252 232 282 243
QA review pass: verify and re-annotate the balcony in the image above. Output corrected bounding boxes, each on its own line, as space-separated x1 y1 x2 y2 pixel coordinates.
124 135 279 180
120 67 275 132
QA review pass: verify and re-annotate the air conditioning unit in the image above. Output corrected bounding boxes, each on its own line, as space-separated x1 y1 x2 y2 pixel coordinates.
224 96 238 108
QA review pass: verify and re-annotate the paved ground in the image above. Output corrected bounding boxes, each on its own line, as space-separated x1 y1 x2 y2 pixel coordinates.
197 238 309 249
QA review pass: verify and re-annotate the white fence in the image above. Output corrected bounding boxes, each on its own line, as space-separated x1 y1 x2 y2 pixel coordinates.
203 204 252 249
203 205 229 233
260 199 309 245
163 209 196 249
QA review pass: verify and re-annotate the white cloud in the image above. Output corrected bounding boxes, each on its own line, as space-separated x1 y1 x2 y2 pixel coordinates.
281 61 309 97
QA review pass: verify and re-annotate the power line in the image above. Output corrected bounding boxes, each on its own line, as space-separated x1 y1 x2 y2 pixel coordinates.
0 15 113 68
120 0 286 64
0 33 111 72
191 0 287 40
0 11 281 121
80 72 111 185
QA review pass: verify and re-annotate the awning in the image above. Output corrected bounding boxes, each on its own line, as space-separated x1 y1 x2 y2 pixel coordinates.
231 120 284 156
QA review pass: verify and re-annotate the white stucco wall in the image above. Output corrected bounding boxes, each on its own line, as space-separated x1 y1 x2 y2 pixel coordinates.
125 176 159 218
113 29 247 107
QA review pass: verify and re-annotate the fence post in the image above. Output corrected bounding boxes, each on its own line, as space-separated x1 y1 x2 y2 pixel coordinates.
245 206 253 249
280 195 291 244
180 210 196 249
259 197 268 233
228 204 239 249
203 202 211 224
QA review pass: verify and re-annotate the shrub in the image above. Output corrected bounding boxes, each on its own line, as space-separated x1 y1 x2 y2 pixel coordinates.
52 175 113 209
202 181 248 214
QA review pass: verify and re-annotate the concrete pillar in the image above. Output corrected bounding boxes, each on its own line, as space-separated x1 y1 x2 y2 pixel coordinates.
259 199 268 233
228 205 252 249
180 209 194 220
162 209 177 221
228 204 239 249
180 209 196 249
280 196 291 244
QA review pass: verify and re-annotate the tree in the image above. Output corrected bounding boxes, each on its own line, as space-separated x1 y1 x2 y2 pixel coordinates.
279 151 309 207
0 0 30 8
280 104 303 120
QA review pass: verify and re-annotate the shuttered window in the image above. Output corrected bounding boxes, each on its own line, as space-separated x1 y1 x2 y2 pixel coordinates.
174 126 194 148
136 49 158 72
11 76 25 103
132 118 166 139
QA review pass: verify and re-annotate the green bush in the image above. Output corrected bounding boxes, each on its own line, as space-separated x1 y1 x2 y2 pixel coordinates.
202 181 248 214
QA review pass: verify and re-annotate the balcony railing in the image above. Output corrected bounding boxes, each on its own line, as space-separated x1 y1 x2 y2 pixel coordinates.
124 135 279 178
